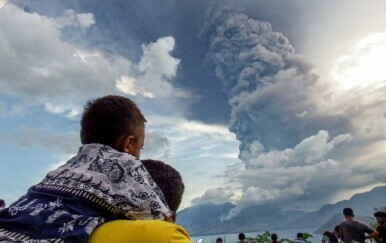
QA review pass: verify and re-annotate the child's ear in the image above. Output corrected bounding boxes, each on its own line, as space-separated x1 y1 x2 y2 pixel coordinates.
164 214 175 223
171 212 177 223
121 135 135 153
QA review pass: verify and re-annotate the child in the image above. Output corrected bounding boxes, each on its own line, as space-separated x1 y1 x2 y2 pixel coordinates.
0 95 172 243
88 159 191 243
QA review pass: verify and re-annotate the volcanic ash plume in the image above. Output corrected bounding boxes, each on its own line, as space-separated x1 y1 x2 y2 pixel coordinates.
201 7 320 166
199 7 355 218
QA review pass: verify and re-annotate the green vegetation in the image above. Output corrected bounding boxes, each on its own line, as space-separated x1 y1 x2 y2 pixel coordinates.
246 231 313 243
245 231 271 243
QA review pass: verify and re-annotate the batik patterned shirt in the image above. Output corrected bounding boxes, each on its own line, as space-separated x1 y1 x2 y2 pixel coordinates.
0 144 172 243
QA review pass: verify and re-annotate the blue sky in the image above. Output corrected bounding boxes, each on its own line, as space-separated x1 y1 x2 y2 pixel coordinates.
1 0 386 218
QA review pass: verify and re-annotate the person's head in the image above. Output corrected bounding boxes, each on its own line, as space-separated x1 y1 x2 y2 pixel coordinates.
0 199 5 208
271 233 278 242
141 159 184 222
239 233 246 240
343 207 354 218
297 233 303 239
374 211 386 225
216 237 223 243
323 231 334 238
80 95 146 158
333 225 340 235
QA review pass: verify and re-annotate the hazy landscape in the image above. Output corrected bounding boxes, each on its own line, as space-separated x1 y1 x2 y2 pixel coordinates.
177 186 386 236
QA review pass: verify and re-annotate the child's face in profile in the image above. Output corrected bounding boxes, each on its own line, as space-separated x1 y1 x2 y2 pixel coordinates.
129 125 145 158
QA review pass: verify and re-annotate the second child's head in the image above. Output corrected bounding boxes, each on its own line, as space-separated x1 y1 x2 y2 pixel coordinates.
142 159 185 222
80 95 146 158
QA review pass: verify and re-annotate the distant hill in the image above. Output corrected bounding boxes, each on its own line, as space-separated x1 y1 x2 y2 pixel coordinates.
283 186 386 230
176 202 306 236
176 186 386 236
176 202 235 236
314 213 373 234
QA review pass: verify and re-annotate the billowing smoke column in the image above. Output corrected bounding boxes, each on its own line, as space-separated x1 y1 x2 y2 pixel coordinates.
200 7 319 167
199 7 359 219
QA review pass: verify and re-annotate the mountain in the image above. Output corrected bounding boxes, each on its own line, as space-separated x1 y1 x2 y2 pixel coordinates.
314 213 373 234
283 186 386 230
176 202 235 236
176 202 307 236
176 186 386 236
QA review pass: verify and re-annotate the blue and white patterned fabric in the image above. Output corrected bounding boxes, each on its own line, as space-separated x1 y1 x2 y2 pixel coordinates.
0 144 172 243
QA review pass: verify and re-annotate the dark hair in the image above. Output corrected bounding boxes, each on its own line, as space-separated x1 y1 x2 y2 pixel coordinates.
271 233 278 242
323 231 338 243
374 211 386 218
216 237 223 243
141 159 184 212
297 233 303 238
239 233 246 240
334 225 340 233
80 95 146 149
343 207 354 217
0 199 4 208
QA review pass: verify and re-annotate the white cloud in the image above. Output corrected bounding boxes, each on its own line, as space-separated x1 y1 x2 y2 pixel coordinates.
0 4 182 117
147 115 236 141
75 13 95 29
191 187 235 205
138 36 180 79
222 131 386 217
296 110 309 118
330 32 386 91
135 36 181 97
0 4 119 103
115 76 154 98
242 130 352 169
222 186 278 221
219 130 368 219
179 120 234 139
45 103 82 118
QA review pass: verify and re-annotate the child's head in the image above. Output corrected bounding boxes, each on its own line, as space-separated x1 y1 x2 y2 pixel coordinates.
80 95 146 157
141 159 185 220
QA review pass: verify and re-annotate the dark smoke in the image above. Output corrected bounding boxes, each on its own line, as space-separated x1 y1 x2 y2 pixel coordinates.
201 6 320 166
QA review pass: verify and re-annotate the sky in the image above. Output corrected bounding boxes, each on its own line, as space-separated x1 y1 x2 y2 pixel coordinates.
1 0 386 219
